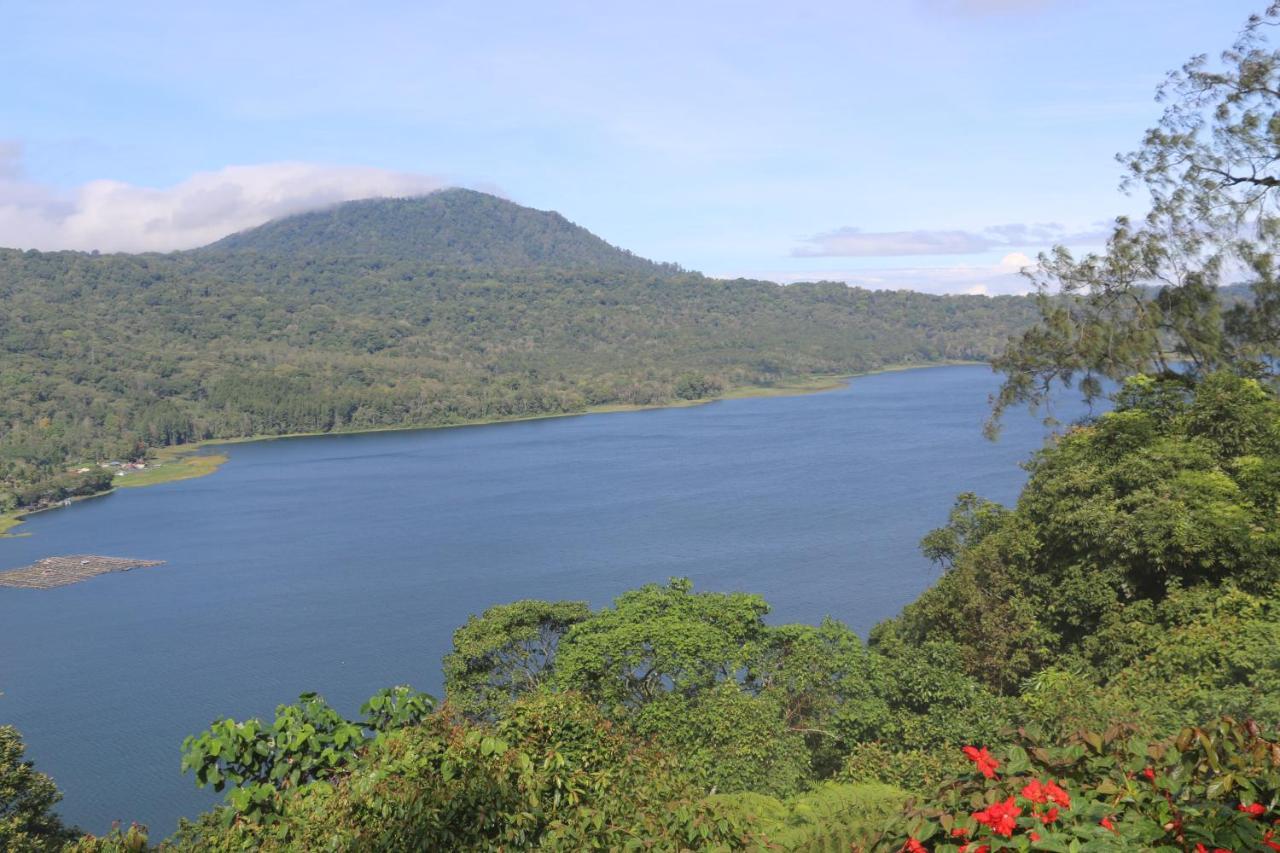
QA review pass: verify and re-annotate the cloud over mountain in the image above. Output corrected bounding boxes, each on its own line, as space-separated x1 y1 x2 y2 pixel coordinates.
0 145 450 252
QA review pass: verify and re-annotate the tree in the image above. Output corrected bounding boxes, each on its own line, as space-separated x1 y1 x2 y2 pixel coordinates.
442 599 590 720
633 683 811 798
905 372 1280 693
170 692 757 851
0 725 76 850
674 373 722 400
990 4 1280 432
180 686 434 822
919 492 1010 571
554 578 770 709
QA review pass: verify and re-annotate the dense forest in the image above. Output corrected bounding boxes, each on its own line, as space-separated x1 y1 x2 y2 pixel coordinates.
12 6 1280 852
0 191 1037 513
200 189 680 272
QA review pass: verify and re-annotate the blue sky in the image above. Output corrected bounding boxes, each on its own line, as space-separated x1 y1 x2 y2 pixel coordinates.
0 0 1265 292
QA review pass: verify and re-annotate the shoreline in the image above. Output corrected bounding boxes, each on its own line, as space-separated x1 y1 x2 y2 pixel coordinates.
0 360 985 537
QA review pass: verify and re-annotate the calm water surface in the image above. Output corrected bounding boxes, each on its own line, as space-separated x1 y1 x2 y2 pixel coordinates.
0 365 1092 835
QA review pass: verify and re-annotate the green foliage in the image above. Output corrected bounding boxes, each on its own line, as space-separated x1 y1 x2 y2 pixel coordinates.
919 492 1010 571
635 683 811 798
989 6 1280 432
358 684 437 734
900 372 1280 693
180 686 433 822
170 692 756 851
674 373 723 400
64 822 149 852
554 578 771 709
749 618 888 776
862 629 1012 751
877 718 1280 852
713 782 910 851
442 599 590 720
13 470 114 513
838 742 968 796
0 725 76 851
1098 586 1280 732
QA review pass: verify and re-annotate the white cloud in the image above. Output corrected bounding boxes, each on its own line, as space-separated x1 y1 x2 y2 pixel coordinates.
793 222 1109 258
0 145 451 252
724 252 1041 296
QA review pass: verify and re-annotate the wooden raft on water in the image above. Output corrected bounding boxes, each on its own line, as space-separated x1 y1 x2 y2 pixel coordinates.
0 555 166 589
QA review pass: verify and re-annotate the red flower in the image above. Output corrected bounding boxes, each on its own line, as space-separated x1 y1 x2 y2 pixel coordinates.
958 846 989 853
973 797 1022 837
963 746 1000 779
1240 802 1267 817
904 839 927 853
1028 830 1041 842
1100 816 1115 832
1039 807 1060 825
951 826 969 837
1142 767 1156 782
1021 779 1047 803
1265 830 1280 852
1044 780 1071 809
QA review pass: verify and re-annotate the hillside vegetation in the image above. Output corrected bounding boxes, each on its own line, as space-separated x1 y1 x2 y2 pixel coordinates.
0 191 1035 514
202 189 676 273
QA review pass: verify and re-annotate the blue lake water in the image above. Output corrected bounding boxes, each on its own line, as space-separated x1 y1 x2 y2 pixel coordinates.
0 364 1093 836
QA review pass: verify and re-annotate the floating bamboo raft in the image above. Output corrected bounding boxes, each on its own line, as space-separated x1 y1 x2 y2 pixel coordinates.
0 555 166 589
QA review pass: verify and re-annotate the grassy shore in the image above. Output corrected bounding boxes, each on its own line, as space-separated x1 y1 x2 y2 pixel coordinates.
0 451 231 536
0 361 984 537
115 452 229 489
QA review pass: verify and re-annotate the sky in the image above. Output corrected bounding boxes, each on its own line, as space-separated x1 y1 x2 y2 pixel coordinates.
0 0 1267 294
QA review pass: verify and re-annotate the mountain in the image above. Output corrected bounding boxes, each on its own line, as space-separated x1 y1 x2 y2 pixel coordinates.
202 188 674 274
0 193 1040 516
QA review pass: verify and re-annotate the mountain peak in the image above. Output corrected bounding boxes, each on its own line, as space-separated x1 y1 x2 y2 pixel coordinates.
199 188 673 273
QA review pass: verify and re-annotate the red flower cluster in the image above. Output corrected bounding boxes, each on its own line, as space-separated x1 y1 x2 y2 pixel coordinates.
1020 778 1070 809
1238 802 1266 817
962 745 1000 779
972 797 1021 837
903 838 926 853
1019 777 1069 828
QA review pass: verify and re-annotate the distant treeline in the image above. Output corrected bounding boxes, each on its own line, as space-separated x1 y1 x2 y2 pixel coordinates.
0 245 1035 510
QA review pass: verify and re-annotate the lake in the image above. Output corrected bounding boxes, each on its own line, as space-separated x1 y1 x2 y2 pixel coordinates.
0 365 1093 835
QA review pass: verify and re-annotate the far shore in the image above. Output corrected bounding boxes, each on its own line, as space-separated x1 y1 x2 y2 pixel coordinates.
0 360 986 537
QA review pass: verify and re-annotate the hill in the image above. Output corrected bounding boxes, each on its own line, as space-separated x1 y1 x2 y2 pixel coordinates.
202 188 675 274
0 195 1038 517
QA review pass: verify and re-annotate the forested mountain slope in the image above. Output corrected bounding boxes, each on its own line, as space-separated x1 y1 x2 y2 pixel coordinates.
202 188 676 274
0 192 1037 511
